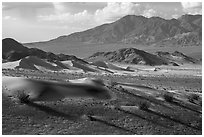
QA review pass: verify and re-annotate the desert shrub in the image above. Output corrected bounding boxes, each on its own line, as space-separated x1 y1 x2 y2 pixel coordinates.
109 80 118 87
163 92 174 102
15 90 30 104
139 101 150 110
199 100 202 107
188 93 200 104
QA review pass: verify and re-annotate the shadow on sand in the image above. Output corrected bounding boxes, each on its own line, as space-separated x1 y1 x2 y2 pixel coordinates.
145 109 202 131
23 100 136 134
115 107 170 129
24 101 81 121
88 115 136 134
171 99 202 114
21 96 201 134
116 106 201 131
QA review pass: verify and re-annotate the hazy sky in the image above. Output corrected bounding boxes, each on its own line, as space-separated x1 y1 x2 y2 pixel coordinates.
2 2 202 43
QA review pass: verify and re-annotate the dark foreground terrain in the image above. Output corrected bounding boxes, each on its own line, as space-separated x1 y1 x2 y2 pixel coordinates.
2 69 202 135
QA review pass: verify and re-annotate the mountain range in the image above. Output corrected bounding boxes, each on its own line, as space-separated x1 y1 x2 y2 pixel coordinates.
25 14 201 46
22 14 202 59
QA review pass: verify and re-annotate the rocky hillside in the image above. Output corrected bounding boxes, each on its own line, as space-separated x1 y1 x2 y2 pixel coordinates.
86 48 199 66
29 14 201 46
2 38 87 64
156 51 199 64
86 48 168 66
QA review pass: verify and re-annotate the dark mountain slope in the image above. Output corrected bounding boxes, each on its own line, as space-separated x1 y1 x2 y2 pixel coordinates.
2 38 30 61
86 48 168 66
156 51 199 64
3 38 29 53
2 38 87 64
86 48 199 66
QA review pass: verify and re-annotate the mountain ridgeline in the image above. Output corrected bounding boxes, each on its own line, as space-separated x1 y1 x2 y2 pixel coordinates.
2 38 87 64
50 14 201 46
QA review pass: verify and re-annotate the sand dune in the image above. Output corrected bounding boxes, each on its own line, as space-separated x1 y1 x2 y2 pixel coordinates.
91 61 133 72
3 57 107 74
2 60 21 69
91 61 109 68
19 56 64 71
2 76 112 102
3 56 68 71
61 60 85 71
62 60 98 73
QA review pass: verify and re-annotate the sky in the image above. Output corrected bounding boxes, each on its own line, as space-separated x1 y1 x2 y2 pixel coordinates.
2 2 202 43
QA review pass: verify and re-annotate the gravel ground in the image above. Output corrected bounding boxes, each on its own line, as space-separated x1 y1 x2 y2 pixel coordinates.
2 69 202 135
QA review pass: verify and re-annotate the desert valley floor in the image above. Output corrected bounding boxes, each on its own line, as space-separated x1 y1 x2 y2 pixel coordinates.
2 64 202 135
2 4 203 135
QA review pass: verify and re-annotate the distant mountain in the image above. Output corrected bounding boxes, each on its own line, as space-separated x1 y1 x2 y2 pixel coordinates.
22 14 202 58
2 38 87 64
86 48 168 66
156 51 199 64
26 14 201 47
3 38 30 61
3 38 29 54
86 48 199 66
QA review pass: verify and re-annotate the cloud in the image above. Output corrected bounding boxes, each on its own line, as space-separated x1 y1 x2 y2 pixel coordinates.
3 2 54 21
94 2 143 22
38 2 155 27
38 2 148 29
38 2 189 31
181 2 201 9
52 2 66 14
38 10 94 29
2 2 53 10
3 16 17 20
38 10 92 22
172 14 179 19
181 2 202 14
143 9 157 18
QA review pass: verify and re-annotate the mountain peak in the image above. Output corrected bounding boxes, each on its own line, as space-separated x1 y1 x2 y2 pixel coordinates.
3 38 23 46
3 38 17 42
120 15 147 20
